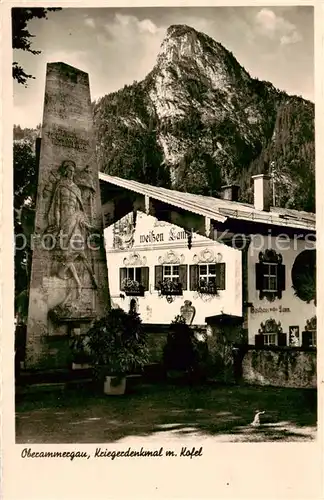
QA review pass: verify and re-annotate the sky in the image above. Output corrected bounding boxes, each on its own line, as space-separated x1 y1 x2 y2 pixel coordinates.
13 6 314 128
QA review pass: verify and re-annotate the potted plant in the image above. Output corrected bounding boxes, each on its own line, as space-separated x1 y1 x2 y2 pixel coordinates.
86 308 149 395
122 278 145 296
197 278 218 295
159 279 183 296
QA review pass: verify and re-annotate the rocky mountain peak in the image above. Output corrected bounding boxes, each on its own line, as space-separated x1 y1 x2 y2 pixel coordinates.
153 23 251 109
93 24 315 212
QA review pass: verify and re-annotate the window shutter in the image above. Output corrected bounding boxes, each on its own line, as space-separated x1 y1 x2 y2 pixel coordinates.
120 267 127 291
277 264 286 298
302 331 311 348
216 263 226 290
141 267 149 291
255 263 263 290
179 265 188 290
255 334 264 347
189 265 199 291
154 265 163 289
277 333 287 346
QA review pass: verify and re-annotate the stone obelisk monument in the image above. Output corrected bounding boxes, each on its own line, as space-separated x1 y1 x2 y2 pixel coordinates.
26 62 110 369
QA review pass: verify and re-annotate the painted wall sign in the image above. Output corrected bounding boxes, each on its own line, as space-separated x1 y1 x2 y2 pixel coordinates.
139 231 164 243
251 305 291 314
139 227 193 244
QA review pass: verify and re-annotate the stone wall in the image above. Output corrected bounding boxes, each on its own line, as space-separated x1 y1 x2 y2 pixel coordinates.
241 347 317 388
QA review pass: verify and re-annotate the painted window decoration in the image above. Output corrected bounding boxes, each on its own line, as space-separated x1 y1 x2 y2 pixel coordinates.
255 318 287 347
119 267 149 296
189 263 225 294
289 326 300 347
291 249 316 304
113 213 135 250
155 264 187 296
302 316 316 348
255 249 285 301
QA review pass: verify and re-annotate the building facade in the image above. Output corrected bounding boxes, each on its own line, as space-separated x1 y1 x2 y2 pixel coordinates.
104 211 242 327
247 235 316 347
102 174 316 349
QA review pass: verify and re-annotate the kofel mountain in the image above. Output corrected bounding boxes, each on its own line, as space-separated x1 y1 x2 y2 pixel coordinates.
93 24 314 212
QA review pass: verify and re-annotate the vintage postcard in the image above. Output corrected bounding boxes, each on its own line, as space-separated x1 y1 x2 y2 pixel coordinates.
1 1 323 499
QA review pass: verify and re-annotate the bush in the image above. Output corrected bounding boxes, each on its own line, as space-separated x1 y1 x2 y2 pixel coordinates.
163 315 208 375
86 308 149 379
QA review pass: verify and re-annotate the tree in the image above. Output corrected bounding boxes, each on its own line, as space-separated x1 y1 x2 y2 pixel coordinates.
14 139 38 320
12 8 61 85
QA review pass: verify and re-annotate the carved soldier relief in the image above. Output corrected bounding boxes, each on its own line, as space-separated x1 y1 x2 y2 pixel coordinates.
43 160 98 320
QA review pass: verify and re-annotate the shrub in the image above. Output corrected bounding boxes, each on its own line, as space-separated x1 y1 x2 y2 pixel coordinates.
86 308 149 379
163 315 208 374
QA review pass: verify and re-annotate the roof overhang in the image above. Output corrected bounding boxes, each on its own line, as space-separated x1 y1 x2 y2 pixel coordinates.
99 172 227 223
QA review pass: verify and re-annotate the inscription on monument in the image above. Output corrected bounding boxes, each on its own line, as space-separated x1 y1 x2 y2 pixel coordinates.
46 126 89 151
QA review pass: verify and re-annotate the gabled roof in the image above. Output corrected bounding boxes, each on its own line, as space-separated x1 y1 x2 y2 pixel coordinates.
99 173 315 231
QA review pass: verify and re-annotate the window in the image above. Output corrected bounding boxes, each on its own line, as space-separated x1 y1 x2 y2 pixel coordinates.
163 265 179 283
125 267 142 282
309 331 316 347
154 265 188 292
262 263 278 292
256 249 285 301
199 264 216 285
302 329 317 348
255 318 287 347
189 263 225 292
120 267 149 295
302 316 317 348
263 333 277 346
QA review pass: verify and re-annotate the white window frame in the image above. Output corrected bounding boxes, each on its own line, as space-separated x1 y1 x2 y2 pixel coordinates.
125 267 142 283
163 264 179 283
198 263 217 285
309 330 316 347
263 263 278 292
263 333 277 346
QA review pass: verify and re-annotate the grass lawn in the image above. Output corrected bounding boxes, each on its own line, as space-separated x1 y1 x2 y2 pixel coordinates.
15 381 317 443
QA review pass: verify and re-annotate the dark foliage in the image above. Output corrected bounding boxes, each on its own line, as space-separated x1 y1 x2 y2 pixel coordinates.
12 8 61 85
291 250 316 303
86 308 149 378
14 139 38 317
163 315 208 374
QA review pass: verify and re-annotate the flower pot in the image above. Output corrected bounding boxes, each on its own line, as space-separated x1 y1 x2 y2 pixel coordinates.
72 362 91 370
104 375 126 395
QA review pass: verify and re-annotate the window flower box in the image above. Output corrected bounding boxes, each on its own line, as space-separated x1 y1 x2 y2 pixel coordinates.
197 278 218 295
122 278 145 297
159 279 183 296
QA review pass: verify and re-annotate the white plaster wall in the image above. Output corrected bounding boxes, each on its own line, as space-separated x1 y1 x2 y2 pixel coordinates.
104 212 242 325
247 235 316 344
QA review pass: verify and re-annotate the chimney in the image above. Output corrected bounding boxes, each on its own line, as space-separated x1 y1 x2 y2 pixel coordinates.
251 174 271 211
221 184 240 202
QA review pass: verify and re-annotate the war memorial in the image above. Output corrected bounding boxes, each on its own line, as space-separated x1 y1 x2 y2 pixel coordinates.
26 62 110 368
